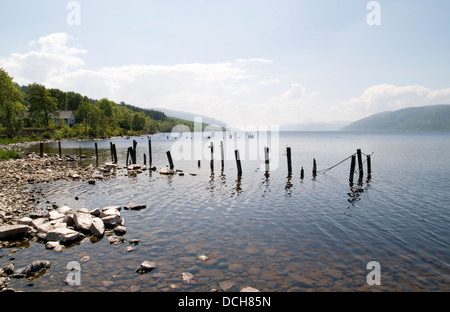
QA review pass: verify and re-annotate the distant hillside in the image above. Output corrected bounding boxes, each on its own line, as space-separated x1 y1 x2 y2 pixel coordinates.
341 105 450 131
154 108 227 127
281 120 350 131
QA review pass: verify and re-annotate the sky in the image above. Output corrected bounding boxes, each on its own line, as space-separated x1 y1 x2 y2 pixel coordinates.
1 0 450 127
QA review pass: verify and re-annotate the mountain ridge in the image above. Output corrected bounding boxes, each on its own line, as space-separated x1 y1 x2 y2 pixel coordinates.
340 104 450 131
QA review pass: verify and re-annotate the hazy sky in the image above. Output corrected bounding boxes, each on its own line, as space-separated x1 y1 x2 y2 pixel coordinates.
1 0 450 126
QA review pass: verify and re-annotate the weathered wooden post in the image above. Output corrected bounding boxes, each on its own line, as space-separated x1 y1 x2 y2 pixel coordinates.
300 166 304 180
235 149 242 176
264 147 270 173
367 154 372 179
40 142 44 158
110 142 114 161
313 158 317 177
210 142 214 172
357 149 363 181
220 141 225 171
94 142 98 163
144 153 147 166
286 147 292 174
148 138 152 167
349 154 356 184
166 151 174 170
132 140 137 164
58 141 62 158
112 144 118 164
126 147 131 166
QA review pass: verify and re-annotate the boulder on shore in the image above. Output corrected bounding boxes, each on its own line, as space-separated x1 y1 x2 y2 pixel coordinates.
73 209 93 233
90 217 105 237
0 224 31 240
46 228 85 244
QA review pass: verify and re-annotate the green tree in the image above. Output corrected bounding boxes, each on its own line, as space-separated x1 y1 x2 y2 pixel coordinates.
75 100 93 136
27 83 59 127
49 88 68 110
0 68 25 138
132 113 146 131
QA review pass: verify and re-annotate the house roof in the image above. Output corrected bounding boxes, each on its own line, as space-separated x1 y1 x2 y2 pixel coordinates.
51 111 74 119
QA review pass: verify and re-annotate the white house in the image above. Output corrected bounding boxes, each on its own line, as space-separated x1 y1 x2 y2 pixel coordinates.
52 110 75 127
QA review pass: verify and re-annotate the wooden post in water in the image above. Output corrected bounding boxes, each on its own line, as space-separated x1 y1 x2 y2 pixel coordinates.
58 141 62 158
110 142 114 161
357 149 363 181
220 141 225 171
264 147 270 173
112 144 118 164
286 147 292 174
148 138 152 167
132 140 137 164
166 151 174 170
313 158 317 177
126 147 130 166
235 149 242 176
367 154 372 179
143 153 147 166
210 142 214 172
349 154 356 184
40 142 44 158
94 142 98 163
198 160 201 168
300 166 304 180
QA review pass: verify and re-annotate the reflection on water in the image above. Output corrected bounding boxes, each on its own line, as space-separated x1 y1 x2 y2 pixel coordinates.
3 132 450 292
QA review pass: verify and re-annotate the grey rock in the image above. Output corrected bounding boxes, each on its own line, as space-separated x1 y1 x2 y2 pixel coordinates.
0 225 31 239
46 228 85 244
2 262 15 275
107 235 125 245
101 215 122 228
73 209 93 232
240 287 260 292
90 207 101 217
89 217 105 237
17 217 33 226
49 210 65 221
58 205 74 215
124 203 146 210
182 272 194 283
136 261 156 274
114 225 127 236
16 260 51 277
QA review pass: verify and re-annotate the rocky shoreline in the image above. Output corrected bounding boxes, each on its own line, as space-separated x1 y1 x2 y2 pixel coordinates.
0 151 261 293
0 152 121 291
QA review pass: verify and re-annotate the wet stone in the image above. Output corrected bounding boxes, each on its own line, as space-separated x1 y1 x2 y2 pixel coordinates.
136 261 156 274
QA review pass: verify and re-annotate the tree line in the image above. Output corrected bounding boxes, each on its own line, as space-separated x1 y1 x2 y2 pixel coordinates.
0 68 194 140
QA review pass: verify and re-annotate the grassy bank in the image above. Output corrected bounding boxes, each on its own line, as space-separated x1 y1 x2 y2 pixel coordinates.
0 149 21 160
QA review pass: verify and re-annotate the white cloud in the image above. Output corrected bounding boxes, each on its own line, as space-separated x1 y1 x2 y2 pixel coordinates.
336 84 450 120
15 33 449 126
0 33 86 85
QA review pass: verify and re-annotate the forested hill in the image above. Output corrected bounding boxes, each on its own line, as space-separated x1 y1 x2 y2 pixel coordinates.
340 105 450 131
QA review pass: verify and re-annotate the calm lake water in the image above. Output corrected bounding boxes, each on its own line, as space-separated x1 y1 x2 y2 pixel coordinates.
2 131 449 292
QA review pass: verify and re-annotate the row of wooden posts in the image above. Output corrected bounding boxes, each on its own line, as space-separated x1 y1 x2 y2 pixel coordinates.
41 140 371 183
